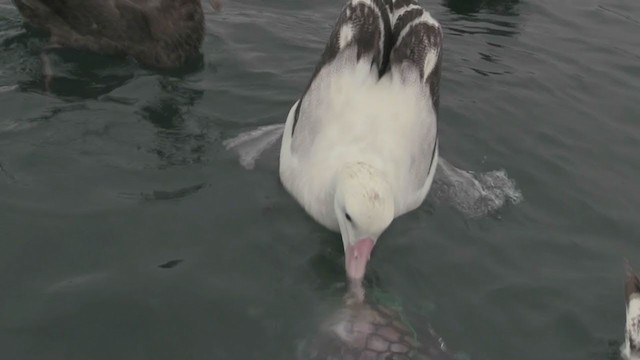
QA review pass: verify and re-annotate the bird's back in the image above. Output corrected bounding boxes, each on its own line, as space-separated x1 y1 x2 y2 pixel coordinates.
13 0 205 68
280 0 443 222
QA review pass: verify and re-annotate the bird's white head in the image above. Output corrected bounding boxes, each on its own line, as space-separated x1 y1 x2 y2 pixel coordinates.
334 162 394 282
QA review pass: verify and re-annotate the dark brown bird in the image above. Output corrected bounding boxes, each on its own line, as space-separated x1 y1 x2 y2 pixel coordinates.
12 0 221 78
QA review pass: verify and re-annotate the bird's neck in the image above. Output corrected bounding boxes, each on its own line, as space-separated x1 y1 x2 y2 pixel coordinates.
334 162 387 195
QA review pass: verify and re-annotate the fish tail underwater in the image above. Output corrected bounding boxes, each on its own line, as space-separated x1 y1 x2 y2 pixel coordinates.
0 0 639 359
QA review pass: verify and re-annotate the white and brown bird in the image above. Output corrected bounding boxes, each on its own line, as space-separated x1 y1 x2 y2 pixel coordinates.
624 260 640 360
279 0 443 281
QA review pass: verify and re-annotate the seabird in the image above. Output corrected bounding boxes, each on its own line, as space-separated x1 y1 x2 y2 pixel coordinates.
12 0 221 88
279 0 443 281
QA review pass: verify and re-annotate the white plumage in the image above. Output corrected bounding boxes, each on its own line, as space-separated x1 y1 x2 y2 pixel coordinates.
624 261 640 360
279 0 442 280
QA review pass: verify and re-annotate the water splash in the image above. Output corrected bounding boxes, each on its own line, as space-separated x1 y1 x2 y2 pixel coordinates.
222 123 285 170
222 124 523 217
0 84 17 93
431 157 523 218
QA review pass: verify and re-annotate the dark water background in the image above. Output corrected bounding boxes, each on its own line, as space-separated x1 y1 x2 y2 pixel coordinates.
1 0 639 359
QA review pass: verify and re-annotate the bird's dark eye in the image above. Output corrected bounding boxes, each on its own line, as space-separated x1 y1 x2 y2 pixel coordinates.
345 213 352 222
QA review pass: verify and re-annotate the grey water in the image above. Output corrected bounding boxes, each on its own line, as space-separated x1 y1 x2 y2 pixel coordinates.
1 0 639 359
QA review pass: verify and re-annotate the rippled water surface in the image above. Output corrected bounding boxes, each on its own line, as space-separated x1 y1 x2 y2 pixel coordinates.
1 0 639 359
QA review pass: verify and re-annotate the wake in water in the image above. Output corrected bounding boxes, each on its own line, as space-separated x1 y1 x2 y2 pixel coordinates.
431 158 523 218
223 125 523 218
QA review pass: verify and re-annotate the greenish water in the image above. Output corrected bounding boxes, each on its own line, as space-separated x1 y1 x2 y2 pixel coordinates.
1 0 639 359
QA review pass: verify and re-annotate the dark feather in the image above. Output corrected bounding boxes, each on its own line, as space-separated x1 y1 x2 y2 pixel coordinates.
292 0 443 135
625 259 640 307
311 0 392 82
389 0 443 113
292 0 393 135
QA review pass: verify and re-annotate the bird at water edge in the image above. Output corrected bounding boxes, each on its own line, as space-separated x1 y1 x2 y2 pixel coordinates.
279 0 443 283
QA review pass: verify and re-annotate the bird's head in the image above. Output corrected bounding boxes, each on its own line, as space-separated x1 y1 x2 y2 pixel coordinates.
334 162 394 282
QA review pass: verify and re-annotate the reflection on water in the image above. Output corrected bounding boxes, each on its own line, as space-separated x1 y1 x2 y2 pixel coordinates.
138 78 213 169
442 0 520 39
1 4 205 99
446 20 518 38
140 78 203 131
39 48 135 98
443 0 519 16
0 3 216 205
1 26 136 98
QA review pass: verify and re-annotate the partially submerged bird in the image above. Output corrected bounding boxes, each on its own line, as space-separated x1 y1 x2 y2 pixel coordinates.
12 0 221 70
298 287 454 360
279 0 442 281
623 260 640 360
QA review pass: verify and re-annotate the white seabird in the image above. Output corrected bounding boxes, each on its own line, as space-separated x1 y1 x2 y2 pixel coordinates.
623 260 640 360
279 0 443 281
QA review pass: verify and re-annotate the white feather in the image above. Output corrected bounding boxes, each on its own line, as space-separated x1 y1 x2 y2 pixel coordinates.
624 295 640 360
338 24 354 50
395 12 440 48
279 48 437 232
422 48 439 82
391 4 422 24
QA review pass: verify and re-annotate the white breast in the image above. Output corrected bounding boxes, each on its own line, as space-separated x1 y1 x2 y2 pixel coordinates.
279 51 438 232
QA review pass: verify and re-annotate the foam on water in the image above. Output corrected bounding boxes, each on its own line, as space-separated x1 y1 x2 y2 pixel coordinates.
431 157 523 218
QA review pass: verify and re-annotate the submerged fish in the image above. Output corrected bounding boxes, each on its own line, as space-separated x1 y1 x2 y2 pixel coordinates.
299 287 455 360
